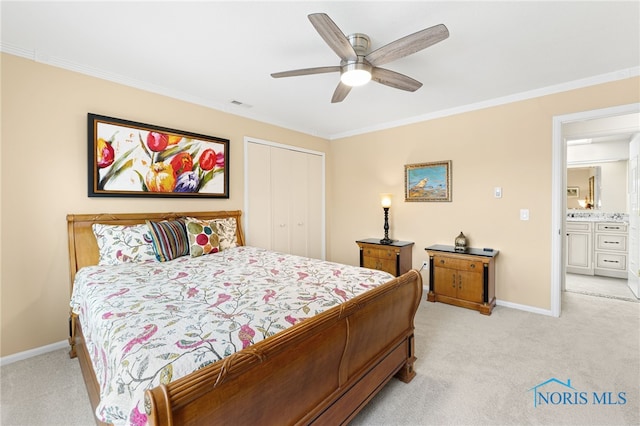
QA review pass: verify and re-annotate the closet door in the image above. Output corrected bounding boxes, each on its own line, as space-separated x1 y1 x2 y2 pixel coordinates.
304 152 323 259
270 147 293 254
289 149 323 258
245 140 324 259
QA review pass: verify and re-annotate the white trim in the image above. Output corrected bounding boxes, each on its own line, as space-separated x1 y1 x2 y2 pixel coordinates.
551 103 640 318
3 42 637 141
0 340 68 367
243 136 327 260
329 67 640 140
496 299 553 317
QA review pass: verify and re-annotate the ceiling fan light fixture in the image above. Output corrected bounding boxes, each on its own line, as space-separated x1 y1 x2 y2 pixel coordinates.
340 62 372 87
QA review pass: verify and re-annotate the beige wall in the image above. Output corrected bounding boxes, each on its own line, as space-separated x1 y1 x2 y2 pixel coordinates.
328 78 639 310
0 54 329 357
1 52 639 357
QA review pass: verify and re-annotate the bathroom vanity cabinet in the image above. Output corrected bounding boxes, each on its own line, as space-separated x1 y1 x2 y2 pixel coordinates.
566 220 628 278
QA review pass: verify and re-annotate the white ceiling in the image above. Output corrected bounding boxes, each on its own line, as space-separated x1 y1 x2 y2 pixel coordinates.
2 1 639 140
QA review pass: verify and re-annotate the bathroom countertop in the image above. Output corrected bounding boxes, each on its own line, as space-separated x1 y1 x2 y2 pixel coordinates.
566 217 628 223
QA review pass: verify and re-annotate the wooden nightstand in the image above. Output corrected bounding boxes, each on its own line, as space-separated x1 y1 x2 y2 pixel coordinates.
425 244 498 315
356 239 414 277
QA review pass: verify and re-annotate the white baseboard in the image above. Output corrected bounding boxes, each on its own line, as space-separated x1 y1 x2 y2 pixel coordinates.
0 340 68 367
496 299 553 316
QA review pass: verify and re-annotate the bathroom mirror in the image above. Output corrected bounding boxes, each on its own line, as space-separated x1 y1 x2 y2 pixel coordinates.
567 166 600 209
567 161 628 212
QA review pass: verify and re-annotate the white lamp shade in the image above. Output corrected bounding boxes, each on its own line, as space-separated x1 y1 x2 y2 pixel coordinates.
380 193 392 208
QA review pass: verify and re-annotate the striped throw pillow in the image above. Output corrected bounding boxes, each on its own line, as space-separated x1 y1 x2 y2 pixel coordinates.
146 219 189 262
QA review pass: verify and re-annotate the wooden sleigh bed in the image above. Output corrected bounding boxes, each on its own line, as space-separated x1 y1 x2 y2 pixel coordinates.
67 210 422 426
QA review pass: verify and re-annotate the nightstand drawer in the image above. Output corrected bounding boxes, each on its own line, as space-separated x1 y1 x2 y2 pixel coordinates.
362 257 396 273
433 256 483 272
362 246 396 259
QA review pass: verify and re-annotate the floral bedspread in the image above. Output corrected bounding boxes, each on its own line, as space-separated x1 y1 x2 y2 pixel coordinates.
70 246 394 425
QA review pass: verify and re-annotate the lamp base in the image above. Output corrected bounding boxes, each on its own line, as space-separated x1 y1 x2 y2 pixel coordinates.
379 238 394 245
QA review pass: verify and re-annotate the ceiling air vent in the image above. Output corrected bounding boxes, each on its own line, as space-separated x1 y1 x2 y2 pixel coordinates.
230 100 252 108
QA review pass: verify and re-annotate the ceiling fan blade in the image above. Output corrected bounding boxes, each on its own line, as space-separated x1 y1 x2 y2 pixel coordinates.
331 81 352 103
271 66 340 78
365 24 449 67
308 13 357 61
371 67 423 92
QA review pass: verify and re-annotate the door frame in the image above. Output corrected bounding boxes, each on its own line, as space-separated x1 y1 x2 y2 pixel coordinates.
243 136 327 259
551 102 640 317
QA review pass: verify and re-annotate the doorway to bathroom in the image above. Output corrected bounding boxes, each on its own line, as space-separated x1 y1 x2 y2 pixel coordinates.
551 103 640 316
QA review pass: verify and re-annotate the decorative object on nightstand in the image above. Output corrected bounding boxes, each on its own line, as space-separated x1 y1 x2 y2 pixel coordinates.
357 239 414 277
454 231 467 252
379 193 393 244
425 244 498 315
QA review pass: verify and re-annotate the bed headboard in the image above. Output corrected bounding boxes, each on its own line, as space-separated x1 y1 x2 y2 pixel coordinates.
66 210 244 290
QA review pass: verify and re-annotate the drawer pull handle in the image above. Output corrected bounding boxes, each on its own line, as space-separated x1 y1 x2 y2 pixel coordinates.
603 241 619 244
440 260 445 264
603 260 620 264
470 264 475 269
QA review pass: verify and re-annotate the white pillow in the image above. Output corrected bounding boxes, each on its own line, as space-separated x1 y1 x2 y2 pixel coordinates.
92 223 157 266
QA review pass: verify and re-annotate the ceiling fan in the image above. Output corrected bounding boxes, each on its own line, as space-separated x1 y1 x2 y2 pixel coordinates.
271 13 449 103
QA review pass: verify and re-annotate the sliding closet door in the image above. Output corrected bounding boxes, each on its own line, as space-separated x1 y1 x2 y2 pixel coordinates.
289 149 323 258
245 139 324 259
301 152 323 259
270 147 293 254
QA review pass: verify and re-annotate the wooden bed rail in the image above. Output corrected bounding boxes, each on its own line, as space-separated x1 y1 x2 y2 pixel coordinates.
144 269 422 426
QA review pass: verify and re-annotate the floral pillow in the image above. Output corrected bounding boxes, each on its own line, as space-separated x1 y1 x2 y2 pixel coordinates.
92 223 157 266
215 217 238 250
185 218 220 257
146 219 189 262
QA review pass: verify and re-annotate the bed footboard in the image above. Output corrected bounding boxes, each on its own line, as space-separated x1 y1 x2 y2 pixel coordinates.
145 269 422 426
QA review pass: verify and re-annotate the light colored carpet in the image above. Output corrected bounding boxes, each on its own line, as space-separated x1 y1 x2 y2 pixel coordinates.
1 291 638 426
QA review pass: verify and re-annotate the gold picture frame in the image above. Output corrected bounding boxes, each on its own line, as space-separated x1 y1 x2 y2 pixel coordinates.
404 160 452 202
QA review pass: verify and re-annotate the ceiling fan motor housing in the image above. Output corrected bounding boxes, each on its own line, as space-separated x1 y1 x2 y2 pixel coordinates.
347 33 371 56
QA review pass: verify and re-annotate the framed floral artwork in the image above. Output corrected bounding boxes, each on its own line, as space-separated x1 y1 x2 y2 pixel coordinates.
88 114 229 198
404 160 452 202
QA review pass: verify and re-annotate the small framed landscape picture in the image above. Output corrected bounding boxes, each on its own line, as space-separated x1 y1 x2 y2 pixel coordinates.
567 187 579 198
405 160 452 202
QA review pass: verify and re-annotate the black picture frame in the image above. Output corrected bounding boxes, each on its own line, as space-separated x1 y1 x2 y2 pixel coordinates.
88 113 229 198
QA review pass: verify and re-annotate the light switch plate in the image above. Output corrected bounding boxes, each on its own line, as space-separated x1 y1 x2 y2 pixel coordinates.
520 209 530 220
494 187 502 198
